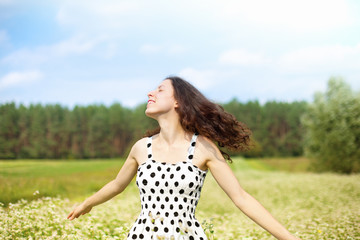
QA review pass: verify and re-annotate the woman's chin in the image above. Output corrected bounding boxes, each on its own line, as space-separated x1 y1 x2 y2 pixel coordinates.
145 109 156 118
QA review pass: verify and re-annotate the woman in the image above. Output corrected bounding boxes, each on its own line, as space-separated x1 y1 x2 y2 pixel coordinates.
67 76 300 240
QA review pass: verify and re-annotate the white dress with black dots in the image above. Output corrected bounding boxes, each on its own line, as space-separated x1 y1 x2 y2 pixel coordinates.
127 133 208 240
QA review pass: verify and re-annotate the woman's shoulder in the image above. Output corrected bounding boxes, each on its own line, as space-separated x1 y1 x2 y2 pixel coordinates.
128 137 148 158
132 137 148 151
196 135 224 161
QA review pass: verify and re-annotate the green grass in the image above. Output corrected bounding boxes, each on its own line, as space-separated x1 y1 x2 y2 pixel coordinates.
245 157 311 172
1 158 359 239
0 159 124 204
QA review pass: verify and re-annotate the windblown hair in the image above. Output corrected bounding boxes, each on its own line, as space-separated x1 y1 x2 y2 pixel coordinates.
146 76 251 162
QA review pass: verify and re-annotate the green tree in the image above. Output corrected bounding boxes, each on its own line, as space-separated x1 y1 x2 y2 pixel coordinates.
0 103 19 158
301 77 360 173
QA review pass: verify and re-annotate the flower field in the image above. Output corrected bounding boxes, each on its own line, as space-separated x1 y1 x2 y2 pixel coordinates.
1 159 359 239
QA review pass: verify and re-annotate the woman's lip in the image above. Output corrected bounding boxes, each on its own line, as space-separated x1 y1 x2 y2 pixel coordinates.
148 100 155 104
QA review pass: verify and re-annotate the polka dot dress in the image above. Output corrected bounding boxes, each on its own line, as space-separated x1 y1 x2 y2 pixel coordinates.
127 133 208 240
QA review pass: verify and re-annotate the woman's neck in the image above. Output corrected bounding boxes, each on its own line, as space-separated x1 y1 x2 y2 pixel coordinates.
157 115 188 146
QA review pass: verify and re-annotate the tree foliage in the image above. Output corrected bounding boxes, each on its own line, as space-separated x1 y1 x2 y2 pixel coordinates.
301 77 360 173
223 99 307 157
0 99 306 159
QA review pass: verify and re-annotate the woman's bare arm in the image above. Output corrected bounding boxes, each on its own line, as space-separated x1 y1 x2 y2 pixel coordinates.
67 139 144 220
200 137 300 240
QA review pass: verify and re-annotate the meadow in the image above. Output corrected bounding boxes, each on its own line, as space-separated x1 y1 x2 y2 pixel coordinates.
1 158 359 239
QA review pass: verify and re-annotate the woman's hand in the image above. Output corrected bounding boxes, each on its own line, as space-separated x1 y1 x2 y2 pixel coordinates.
67 202 93 220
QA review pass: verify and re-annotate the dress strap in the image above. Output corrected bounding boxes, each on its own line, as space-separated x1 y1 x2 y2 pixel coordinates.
146 137 153 159
187 133 198 162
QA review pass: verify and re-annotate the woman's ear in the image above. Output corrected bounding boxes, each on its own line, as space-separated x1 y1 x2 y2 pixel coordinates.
174 101 179 108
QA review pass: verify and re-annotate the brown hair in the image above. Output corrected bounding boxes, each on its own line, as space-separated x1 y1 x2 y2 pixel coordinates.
146 76 251 162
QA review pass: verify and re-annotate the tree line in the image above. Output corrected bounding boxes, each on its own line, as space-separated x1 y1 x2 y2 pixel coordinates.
1 77 359 173
0 100 307 159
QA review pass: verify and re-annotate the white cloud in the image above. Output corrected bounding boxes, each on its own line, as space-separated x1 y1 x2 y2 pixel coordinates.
0 0 12 5
139 44 162 54
216 0 354 32
167 44 186 55
2 35 105 66
219 49 267 66
56 0 145 28
219 43 360 74
139 44 186 56
277 43 360 73
178 68 217 90
0 30 9 45
42 78 155 108
0 70 43 90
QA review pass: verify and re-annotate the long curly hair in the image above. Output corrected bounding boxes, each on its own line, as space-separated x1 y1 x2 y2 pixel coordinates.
146 76 251 162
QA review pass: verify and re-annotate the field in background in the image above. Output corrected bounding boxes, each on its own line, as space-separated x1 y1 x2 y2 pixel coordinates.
1 158 359 239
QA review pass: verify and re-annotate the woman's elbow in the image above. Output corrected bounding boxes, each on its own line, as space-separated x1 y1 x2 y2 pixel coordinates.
231 189 249 209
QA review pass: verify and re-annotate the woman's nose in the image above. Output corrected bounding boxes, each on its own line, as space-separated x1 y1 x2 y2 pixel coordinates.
147 90 154 98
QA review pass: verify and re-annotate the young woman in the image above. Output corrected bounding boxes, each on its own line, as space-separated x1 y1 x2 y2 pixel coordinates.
67 76 300 240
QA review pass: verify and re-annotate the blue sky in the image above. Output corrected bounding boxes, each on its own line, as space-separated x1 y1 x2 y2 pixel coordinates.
1 0 360 108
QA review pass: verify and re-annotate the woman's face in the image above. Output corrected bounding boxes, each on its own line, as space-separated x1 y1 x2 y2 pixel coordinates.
145 79 178 118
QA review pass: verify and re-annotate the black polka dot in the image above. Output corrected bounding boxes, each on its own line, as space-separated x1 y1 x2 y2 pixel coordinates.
188 154 193 159
179 189 184 194
191 142 196 146
181 174 185 179
148 154 152 158
176 166 181 171
142 179 147 185
150 172 155 178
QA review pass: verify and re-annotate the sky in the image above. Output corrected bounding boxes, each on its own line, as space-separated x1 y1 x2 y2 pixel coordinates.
1 0 360 109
